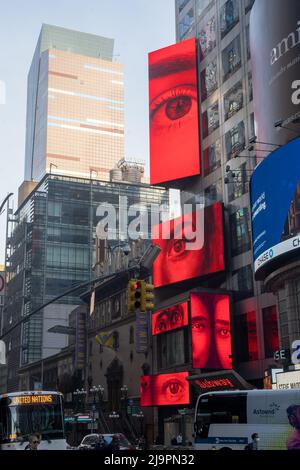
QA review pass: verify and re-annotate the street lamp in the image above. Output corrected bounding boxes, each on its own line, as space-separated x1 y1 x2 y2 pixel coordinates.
90 385 104 432
108 411 120 433
132 411 144 437
73 388 87 412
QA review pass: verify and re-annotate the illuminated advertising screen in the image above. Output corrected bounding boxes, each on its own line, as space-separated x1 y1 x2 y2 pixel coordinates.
152 202 224 288
250 0 300 147
152 302 188 336
149 38 201 185
190 292 232 370
140 372 190 407
250 137 300 279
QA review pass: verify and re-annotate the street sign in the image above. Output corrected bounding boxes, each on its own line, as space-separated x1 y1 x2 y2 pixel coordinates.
178 408 188 415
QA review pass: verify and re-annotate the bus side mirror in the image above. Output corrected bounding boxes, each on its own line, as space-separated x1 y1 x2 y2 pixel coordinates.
0 423 3 441
193 422 199 435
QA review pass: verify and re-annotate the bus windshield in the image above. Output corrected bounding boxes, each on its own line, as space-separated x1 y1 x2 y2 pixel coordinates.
0 395 64 443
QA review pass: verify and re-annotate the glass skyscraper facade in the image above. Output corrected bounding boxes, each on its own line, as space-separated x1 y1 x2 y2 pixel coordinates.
4 174 168 391
25 24 124 182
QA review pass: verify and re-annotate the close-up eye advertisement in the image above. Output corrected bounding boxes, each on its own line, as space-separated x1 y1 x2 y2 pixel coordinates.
2 0 300 461
148 37 201 186
140 372 190 407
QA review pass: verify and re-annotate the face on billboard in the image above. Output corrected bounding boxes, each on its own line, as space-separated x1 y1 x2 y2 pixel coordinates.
153 202 224 288
152 302 188 336
140 372 189 407
149 38 201 185
191 293 232 370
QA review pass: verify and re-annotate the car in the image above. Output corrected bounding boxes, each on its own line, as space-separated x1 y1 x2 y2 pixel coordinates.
77 433 136 450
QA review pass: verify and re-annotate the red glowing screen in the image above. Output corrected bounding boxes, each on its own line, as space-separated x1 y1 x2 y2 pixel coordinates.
149 38 201 185
152 302 188 336
140 372 190 407
152 202 225 288
191 292 232 370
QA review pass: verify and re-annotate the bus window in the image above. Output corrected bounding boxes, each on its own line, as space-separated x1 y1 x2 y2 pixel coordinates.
196 393 247 436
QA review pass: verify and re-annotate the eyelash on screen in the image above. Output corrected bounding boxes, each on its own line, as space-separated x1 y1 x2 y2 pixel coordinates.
150 85 197 119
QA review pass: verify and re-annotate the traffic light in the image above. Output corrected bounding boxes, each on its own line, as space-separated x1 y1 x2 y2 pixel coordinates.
140 281 155 312
127 279 139 313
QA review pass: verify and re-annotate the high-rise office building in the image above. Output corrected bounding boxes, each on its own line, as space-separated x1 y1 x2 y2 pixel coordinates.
173 0 277 382
25 24 124 183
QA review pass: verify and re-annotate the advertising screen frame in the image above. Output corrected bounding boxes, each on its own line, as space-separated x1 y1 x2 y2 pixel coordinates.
149 37 202 187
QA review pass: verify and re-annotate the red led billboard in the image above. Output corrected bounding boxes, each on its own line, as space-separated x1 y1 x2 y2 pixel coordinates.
140 372 190 407
152 202 224 288
152 302 188 336
191 292 232 370
149 38 201 185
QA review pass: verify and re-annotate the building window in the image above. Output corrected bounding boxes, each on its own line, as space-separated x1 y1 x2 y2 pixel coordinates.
236 311 258 362
262 306 279 358
224 81 243 121
232 265 254 300
197 0 212 17
225 121 245 160
157 329 187 369
129 326 134 344
203 139 221 176
220 0 239 39
204 179 222 205
113 331 119 350
201 59 218 100
227 162 248 202
246 25 250 60
89 341 93 356
202 101 219 138
179 8 195 40
222 35 242 82
178 0 191 13
198 15 216 59
230 207 251 256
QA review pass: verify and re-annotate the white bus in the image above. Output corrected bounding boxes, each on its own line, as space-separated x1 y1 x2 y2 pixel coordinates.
0 391 67 450
194 389 300 450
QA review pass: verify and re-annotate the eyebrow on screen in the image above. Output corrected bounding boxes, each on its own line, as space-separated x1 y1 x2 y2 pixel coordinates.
192 315 209 322
149 54 196 80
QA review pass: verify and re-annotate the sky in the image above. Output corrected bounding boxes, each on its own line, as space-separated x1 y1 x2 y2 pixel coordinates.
0 0 176 264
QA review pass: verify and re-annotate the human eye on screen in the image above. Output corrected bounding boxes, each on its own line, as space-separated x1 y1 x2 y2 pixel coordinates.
155 313 169 333
150 85 197 131
162 378 185 402
169 307 184 327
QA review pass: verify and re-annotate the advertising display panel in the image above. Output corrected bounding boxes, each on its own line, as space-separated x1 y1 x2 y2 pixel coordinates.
250 0 300 147
152 202 224 288
190 292 232 370
149 38 201 185
152 302 188 335
250 137 300 278
140 371 189 407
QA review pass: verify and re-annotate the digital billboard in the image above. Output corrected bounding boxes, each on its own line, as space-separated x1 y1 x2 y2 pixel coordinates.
149 38 201 186
140 371 190 407
152 302 188 336
190 292 232 370
250 0 300 147
152 202 224 288
250 137 300 278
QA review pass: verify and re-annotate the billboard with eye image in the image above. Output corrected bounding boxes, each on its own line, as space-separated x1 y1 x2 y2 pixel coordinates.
152 302 188 336
140 371 190 407
149 38 201 185
190 292 232 370
152 202 225 288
